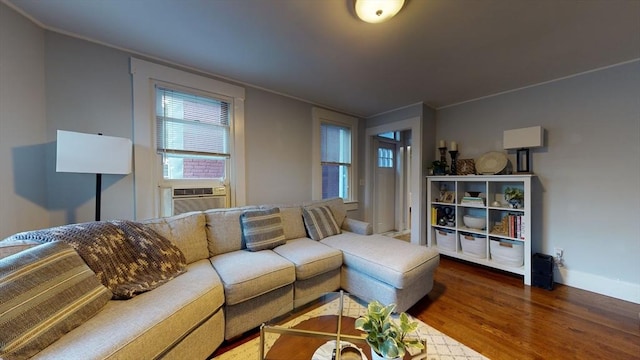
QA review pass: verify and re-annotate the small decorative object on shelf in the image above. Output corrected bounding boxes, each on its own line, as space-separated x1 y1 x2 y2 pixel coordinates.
430 160 448 176
438 146 447 164
449 150 459 175
456 159 476 175
504 187 524 208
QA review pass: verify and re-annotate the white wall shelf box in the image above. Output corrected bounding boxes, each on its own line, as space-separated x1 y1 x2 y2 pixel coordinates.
427 175 534 284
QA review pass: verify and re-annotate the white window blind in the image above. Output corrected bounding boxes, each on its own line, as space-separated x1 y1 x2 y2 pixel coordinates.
155 86 231 180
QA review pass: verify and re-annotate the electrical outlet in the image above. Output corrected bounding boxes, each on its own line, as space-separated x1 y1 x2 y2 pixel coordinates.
554 248 564 267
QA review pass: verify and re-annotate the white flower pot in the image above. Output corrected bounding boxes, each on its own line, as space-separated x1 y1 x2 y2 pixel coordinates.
370 349 401 360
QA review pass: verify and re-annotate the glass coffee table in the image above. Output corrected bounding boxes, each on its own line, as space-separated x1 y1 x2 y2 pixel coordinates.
259 291 427 360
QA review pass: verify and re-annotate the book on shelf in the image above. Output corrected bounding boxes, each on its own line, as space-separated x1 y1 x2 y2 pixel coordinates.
460 196 485 205
504 213 525 239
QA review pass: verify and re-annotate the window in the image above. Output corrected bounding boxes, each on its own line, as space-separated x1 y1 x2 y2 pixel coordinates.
155 86 230 181
312 108 358 205
378 147 393 168
131 58 245 219
321 123 351 199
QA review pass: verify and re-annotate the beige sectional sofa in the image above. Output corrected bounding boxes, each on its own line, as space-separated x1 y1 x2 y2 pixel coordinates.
0 198 439 359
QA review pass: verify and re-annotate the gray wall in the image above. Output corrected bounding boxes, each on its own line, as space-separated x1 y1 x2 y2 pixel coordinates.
44 32 134 225
0 4 50 238
436 61 640 302
243 88 313 205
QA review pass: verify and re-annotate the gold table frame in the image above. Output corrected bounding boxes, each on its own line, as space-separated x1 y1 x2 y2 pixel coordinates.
259 291 427 360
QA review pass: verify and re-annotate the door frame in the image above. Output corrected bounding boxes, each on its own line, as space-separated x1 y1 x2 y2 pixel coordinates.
364 117 425 245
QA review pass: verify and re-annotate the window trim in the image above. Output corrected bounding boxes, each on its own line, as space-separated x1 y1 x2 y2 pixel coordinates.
131 58 245 219
312 107 358 208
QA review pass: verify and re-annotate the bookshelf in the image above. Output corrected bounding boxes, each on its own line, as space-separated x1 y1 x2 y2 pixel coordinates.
427 175 534 284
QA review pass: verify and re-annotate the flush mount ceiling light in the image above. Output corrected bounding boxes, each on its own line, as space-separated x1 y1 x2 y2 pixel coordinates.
354 0 405 23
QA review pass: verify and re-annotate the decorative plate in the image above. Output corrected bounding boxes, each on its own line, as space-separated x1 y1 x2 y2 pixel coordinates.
475 151 508 174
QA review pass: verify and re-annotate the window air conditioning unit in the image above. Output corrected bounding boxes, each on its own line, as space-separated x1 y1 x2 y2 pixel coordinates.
161 186 229 216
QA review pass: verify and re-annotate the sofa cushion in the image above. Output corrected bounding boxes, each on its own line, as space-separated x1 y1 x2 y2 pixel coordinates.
303 197 347 227
0 242 112 360
241 208 286 251
142 211 209 264
31 260 224 360
321 232 440 289
6 221 187 299
302 206 341 240
210 250 295 305
205 206 258 256
272 238 343 280
260 204 307 240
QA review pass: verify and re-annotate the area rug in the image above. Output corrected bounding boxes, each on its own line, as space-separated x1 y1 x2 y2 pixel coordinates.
214 295 488 360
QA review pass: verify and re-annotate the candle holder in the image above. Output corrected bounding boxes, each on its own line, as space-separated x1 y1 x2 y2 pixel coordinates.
449 150 459 175
438 147 447 164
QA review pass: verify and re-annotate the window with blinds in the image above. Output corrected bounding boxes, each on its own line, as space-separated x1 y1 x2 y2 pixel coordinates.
155 86 231 180
321 123 352 199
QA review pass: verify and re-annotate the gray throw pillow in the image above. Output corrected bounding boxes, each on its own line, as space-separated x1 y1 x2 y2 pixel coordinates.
240 208 286 251
302 205 341 240
0 242 112 360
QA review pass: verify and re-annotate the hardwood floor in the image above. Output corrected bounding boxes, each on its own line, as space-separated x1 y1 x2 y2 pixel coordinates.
410 256 640 359
212 256 640 359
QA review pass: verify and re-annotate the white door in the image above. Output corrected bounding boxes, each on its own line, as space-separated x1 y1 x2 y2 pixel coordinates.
374 140 396 233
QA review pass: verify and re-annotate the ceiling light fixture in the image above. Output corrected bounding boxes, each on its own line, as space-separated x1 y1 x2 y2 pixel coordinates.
354 0 405 23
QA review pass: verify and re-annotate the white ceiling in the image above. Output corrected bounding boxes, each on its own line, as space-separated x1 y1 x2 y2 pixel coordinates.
6 0 640 117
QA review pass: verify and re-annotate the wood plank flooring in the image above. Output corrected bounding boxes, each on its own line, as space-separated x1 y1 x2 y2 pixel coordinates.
211 256 640 359
409 256 640 359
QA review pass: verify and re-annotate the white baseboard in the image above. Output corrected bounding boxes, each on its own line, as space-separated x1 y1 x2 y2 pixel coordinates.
554 266 640 304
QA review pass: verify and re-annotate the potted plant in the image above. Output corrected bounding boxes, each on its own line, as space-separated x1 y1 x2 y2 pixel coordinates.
354 300 424 360
504 187 524 208
429 160 448 175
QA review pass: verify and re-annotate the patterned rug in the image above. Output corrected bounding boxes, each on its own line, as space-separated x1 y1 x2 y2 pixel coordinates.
213 295 488 360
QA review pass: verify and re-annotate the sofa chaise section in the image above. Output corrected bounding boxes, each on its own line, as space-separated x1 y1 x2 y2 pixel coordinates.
321 231 440 313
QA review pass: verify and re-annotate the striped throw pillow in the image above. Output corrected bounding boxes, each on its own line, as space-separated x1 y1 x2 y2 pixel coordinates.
241 208 286 251
0 241 112 360
302 206 341 240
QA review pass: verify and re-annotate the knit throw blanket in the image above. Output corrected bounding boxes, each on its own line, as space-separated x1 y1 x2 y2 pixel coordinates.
6 220 187 299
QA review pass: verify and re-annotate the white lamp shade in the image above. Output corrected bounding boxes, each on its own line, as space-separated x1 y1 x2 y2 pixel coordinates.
355 0 405 23
503 126 544 149
56 130 132 174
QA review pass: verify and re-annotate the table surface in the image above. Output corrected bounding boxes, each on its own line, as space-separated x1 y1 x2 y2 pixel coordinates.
261 292 418 360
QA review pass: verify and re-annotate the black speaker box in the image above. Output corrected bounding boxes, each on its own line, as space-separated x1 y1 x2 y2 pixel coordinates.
532 253 554 290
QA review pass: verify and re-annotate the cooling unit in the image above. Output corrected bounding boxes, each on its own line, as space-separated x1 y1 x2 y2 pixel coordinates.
162 186 229 216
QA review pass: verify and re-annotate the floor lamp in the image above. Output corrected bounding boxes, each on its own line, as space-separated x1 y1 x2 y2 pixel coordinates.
56 130 132 221
503 126 544 174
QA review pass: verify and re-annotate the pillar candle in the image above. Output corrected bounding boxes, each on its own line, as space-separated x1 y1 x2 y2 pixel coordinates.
451 141 458 151
439 140 445 148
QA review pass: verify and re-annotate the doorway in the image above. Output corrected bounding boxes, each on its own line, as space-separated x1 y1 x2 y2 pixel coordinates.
373 132 412 237
364 117 424 245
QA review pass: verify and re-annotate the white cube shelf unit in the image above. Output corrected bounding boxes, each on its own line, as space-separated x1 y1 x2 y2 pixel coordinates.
427 175 534 285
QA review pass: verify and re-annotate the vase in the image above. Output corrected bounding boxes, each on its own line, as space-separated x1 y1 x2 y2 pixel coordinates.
370 349 401 360
508 199 521 209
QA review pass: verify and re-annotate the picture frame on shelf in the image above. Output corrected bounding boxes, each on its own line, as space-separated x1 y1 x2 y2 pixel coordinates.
456 159 476 175
442 191 455 203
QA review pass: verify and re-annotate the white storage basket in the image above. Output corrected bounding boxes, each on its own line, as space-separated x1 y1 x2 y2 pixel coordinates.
459 233 487 258
490 239 524 267
435 229 456 251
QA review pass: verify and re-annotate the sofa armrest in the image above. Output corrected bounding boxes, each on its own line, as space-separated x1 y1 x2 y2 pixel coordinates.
341 218 372 235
